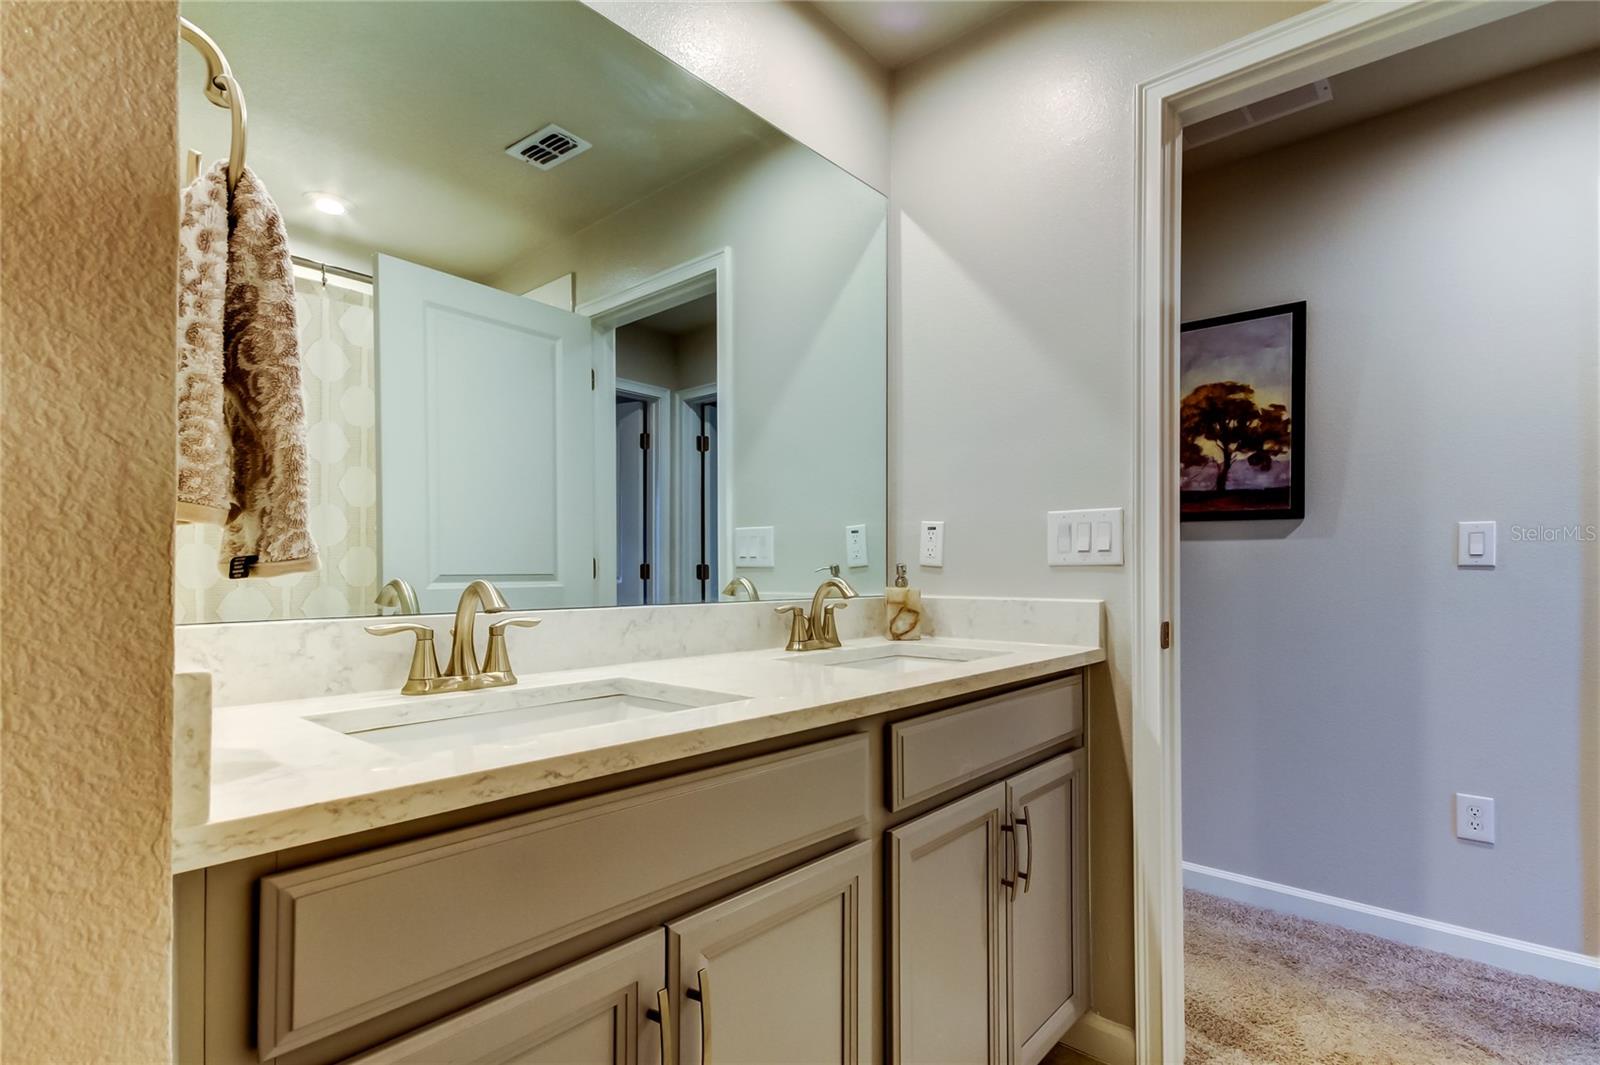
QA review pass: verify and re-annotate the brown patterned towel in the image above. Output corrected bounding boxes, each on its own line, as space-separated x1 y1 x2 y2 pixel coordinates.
175 163 230 524
175 161 317 577
221 165 317 576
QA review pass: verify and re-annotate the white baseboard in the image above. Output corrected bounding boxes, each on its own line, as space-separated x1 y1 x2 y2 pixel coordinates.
1184 861 1600 992
1060 1010 1136 1065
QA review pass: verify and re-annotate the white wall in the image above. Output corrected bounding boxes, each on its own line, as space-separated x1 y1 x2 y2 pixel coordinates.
889 1 1314 1026
585 0 889 192
1181 53 1599 955
496 139 888 599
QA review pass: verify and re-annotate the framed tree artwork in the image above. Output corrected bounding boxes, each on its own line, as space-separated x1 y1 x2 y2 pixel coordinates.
1179 301 1305 521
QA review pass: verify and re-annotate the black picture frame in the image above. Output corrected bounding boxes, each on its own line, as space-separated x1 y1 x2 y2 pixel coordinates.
1179 301 1306 522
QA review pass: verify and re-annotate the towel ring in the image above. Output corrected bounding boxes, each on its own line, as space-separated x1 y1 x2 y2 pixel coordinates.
181 17 247 191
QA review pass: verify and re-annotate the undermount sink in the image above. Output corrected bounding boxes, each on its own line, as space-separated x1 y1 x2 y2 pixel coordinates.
308 678 744 756
795 644 1006 675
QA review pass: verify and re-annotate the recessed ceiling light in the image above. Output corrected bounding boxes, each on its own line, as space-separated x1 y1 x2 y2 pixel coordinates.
305 192 349 216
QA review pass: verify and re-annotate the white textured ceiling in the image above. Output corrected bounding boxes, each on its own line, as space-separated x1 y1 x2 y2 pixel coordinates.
809 1 1023 70
1185 1 1600 171
180 1 781 283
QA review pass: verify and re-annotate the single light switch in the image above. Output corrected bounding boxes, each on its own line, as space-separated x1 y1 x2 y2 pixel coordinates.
1073 522 1091 552
1093 521 1113 552
1457 521 1496 568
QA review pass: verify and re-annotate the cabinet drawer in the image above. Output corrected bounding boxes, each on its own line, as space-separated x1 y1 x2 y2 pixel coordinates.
260 735 869 1057
888 676 1082 811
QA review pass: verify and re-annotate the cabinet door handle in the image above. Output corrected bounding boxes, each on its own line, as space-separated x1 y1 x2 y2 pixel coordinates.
646 985 674 1065
1017 805 1034 894
686 967 712 1065
1000 821 1017 898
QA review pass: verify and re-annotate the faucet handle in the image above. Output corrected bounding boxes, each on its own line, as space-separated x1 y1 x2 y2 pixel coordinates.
813 563 842 578
819 599 849 647
775 605 811 652
483 617 541 682
365 623 455 696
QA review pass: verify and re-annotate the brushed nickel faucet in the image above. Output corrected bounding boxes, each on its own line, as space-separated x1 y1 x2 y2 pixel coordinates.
722 576 761 601
367 580 541 694
446 579 510 679
776 567 859 652
374 576 420 615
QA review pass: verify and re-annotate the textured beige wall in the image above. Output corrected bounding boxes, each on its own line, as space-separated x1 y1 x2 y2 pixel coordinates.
1 3 177 1061
888 1 1316 1031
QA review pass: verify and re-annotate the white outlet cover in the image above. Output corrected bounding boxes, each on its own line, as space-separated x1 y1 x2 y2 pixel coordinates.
920 521 944 567
1455 792 1496 844
734 526 775 568
1048 508 1123 566
845 524 868 568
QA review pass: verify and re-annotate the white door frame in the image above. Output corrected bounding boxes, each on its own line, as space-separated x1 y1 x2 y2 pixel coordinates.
578 249 735 604
672 383 719 602
614 379 671 604
1131 3 1549 1060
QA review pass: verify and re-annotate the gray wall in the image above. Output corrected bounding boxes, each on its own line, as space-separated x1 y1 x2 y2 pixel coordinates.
1180 53 1599 954
889 0 1315 1026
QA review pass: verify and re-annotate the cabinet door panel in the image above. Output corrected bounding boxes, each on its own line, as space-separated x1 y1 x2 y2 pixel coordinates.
670 842 872 1065
345 931 666 1065
1007 752 1086 1065
889 782 1007 1065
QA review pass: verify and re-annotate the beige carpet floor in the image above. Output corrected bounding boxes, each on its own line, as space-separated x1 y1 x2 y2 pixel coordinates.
1185 890 1600 1064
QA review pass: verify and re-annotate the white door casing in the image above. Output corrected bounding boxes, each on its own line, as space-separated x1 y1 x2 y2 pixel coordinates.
376 254 596 612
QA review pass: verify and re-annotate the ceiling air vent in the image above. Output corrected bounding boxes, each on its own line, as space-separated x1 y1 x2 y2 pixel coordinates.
1186 79 1334 148
505 124 592 171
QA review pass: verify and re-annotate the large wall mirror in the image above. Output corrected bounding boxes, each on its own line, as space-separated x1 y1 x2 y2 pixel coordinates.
176 1 887 623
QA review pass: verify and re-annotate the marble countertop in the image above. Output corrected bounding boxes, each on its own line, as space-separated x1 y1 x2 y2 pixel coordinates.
174 635 1103 872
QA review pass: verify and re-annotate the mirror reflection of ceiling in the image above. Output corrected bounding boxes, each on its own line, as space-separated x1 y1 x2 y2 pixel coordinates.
180 1 785 283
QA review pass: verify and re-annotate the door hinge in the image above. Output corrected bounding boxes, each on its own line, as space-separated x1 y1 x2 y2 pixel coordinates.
1160 620 1172 650
695 563 710 581
639 431 650 450
639 562 651 580
695 435 710 453
590 368 596 390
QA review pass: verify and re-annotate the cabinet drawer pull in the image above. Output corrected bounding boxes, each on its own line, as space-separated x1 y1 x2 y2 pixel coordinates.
687 967 712 1065
646 985 675 1065
1017 805 1034 894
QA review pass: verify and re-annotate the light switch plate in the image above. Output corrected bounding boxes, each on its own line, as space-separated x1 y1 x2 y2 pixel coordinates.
920 521 944 567
845 524 868 568
734 526 775 568
1457 521 1496 568
1048 508 1123 566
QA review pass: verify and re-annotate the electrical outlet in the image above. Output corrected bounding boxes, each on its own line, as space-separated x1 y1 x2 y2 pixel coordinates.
845 524 868 568
1455 793 1496 844
920 521 944 567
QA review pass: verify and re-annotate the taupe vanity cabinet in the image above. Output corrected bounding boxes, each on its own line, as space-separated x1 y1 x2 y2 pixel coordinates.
346 931 668 1065
174 674 1086 1065
669 842 872 1064
348 842 874 1065
887 753 1085 1065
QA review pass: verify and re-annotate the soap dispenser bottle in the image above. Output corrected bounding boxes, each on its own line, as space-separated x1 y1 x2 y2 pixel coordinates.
886 563 923 641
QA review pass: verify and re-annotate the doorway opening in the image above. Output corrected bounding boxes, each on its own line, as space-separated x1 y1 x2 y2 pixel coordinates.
612 292 720 605
1134 4 1600 1060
